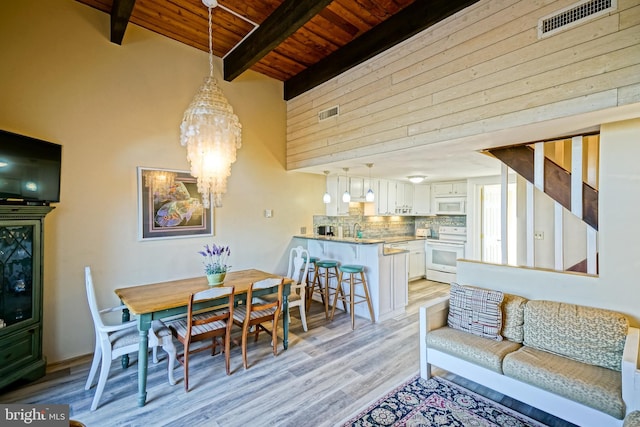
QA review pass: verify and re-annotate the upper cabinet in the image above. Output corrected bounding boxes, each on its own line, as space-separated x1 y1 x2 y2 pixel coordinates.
432 181 467 196
325 175 350 216
348 177 365 201
412 184 431 215
432 180 467 215
375 179 394 215
325 175 464 217
394 182 413 214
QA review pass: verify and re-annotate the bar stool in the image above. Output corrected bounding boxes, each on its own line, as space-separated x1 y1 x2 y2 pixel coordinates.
311 260 341 319
304 255 320 313
330 264 375 330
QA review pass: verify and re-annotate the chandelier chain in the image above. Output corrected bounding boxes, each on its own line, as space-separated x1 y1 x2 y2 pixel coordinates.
208 6 214 77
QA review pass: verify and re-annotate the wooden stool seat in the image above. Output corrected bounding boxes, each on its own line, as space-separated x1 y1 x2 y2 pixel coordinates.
330 264 375 330
303 255 320 263
316 260 337 268
338 264 364 274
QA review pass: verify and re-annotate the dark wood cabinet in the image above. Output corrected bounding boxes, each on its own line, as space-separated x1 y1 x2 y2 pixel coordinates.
0 205 53 389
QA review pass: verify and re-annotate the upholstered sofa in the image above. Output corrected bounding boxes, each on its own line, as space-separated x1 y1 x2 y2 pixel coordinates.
419 283 640 427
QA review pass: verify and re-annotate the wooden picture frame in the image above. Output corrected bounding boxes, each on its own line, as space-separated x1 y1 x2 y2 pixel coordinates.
137 167 213 240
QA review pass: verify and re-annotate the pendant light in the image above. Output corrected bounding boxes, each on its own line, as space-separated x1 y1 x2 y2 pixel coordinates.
342 167 351 203
322 170 331 203
179 0 242 208
365 163 375 202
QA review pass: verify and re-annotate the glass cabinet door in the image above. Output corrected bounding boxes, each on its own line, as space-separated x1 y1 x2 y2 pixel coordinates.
0 224 36 329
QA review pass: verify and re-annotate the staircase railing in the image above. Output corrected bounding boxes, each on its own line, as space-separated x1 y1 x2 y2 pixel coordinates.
484 134 599 274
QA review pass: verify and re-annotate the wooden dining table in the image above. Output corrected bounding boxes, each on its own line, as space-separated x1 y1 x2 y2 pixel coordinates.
114 269 292 407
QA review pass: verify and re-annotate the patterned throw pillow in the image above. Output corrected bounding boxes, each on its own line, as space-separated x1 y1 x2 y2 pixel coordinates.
448 283 504 341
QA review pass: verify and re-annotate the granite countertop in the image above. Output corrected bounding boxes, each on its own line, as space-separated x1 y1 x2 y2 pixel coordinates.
383 236 427 243
294 235 427 245
382 247 409 256
294 235 384 244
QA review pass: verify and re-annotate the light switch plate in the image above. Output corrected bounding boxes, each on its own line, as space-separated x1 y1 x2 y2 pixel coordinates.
264 209 273 218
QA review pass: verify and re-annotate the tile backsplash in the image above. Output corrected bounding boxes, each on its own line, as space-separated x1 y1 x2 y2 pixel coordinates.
312 203 465 239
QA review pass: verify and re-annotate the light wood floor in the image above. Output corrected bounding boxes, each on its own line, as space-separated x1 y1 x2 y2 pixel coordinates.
0 279 574 427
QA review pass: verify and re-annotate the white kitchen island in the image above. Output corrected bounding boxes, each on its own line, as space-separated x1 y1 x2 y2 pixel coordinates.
292 236 408 322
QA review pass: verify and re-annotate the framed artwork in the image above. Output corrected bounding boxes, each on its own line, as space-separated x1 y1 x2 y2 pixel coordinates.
137 167 213 240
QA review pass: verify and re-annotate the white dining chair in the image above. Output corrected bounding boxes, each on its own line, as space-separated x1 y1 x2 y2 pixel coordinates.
84 266 177 411
287 246 311 331
255 247 310 331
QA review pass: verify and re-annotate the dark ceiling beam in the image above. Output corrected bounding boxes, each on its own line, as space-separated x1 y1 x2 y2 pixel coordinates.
284 0 481 100
224 0 333 82
110 0 136 45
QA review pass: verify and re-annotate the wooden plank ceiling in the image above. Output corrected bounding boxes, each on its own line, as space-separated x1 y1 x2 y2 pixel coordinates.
75 0 480 99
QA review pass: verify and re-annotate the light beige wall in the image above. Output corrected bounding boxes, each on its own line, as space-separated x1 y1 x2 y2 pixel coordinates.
0 0 324 363
286 0 640 169
458 118 640 324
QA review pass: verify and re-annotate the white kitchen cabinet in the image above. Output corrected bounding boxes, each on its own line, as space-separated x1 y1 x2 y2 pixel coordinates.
378 252 408 319
412 184 431 215
376 179 396 215
387 180 397 214
408 240 426 280
325 175 349 216
432 181 467 196
395 182 413 214
374 179 387 215
349 176 365 201
337 175 350 214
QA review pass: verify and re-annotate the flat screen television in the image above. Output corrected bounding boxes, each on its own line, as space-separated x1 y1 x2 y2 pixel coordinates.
0 129 62 204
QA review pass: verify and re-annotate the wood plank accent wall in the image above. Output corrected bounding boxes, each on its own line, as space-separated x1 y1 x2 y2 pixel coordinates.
286 0 640 171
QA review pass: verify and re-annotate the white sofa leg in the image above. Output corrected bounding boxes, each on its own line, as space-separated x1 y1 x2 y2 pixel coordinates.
419 306 430 379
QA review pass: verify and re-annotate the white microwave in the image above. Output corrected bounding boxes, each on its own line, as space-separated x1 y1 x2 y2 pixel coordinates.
434 197 466 215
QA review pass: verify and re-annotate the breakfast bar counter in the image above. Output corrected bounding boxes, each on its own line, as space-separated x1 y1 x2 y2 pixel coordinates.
292 236 408 321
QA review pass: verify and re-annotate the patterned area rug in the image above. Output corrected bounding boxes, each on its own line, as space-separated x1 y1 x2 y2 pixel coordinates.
340 375 548 427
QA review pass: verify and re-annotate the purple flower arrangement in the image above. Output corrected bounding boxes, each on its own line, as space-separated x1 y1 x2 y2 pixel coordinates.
199 243 231 275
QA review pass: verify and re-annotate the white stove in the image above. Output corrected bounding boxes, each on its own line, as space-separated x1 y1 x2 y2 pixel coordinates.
425 226 467 283
435 226 466 244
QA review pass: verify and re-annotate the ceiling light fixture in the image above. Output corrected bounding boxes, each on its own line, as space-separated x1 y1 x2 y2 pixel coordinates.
322 170 331 203
365 163 375 202
408 175 426 184
342 167 351 203
179 0 242 208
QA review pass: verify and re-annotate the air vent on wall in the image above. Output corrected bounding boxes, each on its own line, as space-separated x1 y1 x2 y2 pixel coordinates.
318 105 339 122
538 0 616 39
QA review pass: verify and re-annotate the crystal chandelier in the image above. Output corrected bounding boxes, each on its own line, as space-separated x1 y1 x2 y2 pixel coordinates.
179 0 242 208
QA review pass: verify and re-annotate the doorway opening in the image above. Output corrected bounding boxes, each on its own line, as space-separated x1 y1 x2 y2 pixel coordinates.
481 183 516 264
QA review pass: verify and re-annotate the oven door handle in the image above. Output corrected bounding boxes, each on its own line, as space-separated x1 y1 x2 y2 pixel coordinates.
427 242 465 248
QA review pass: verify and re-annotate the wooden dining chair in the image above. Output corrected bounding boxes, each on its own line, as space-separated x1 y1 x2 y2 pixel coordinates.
162 286 235 391
84 266 176 411
232 277 284 369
